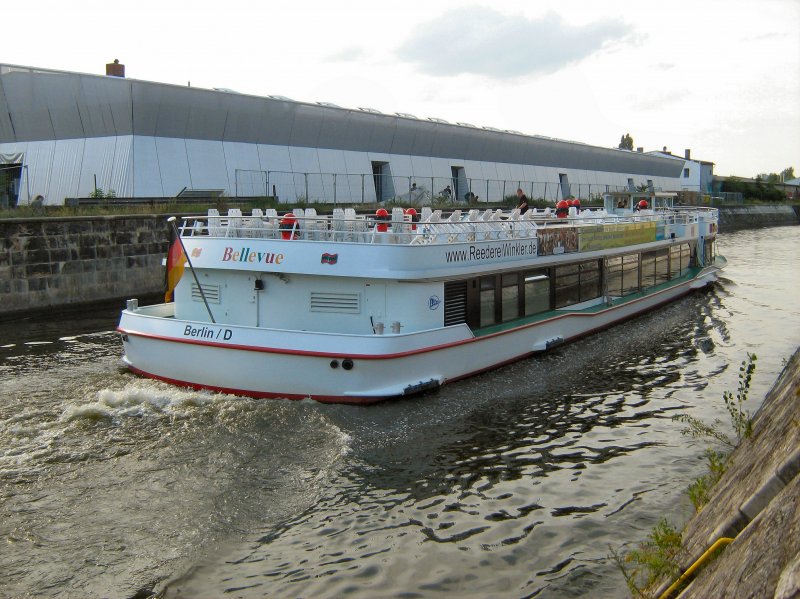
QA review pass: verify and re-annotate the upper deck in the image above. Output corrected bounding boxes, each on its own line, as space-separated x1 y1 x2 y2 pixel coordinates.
173 200 719 281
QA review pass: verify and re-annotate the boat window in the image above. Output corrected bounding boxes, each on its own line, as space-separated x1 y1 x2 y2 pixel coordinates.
655 249 670 284
642 251 657 289
554 260 601 308
704 239 715 266
606 256 623 297
669 245 683 279
524 270 550 315
501 273 520 322
580 261 602 301
480 277 496 327
554 264 580 308
681 243 692 275
622 254 640 296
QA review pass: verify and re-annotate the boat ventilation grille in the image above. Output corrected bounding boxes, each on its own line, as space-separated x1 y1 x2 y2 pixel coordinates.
444 281 468 326
191 283 221 304
310 292 361 313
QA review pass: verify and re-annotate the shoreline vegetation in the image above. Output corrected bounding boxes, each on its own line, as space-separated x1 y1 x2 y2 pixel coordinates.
611 355 758 598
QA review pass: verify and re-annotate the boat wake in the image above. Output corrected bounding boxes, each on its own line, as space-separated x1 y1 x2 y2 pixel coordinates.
61 382 219 422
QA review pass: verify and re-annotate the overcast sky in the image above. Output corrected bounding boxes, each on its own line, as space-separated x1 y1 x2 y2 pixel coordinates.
4 0 798 177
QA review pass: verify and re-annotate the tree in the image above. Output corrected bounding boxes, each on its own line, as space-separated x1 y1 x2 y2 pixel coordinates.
618 133 634 150
756 173 781 184
756 167 795 183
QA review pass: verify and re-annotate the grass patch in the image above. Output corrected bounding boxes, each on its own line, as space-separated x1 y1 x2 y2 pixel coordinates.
611 518 682 597
611 353 759 595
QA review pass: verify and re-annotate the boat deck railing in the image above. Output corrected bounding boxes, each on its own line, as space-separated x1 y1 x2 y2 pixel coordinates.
177 206 719 245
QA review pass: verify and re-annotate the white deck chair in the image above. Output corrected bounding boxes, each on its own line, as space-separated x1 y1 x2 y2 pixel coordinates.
519 210 538 237
446 210 463 242
487 210 503 240
415 210 441 245
344 208 357 242
331 208 345 241
207 208 224 237
465 209 481 241
240 208 264 238
226 208 243 237
391 207 407 244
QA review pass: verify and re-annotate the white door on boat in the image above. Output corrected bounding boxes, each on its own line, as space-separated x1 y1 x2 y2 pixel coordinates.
365 283 387 333
219 272 258 326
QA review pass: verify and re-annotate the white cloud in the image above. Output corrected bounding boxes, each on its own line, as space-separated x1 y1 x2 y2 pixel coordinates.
326 47 369 62
396 7 634 78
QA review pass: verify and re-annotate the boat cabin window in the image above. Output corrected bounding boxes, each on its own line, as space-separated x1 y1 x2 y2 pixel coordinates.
642 248 670 288
580 261 602 302
445 269 553 330
480 277 496 327
445 242 705 331
669 243 692 278
655 249 670 285
641 252 657 289
524 270 550 315
501 273 520 322
704 239 715 266
554 264 580 308
554 260 602 308
641 250 671 289
606 254 640 297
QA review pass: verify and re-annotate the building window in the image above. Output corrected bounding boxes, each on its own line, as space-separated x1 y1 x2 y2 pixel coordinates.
683 168 690 178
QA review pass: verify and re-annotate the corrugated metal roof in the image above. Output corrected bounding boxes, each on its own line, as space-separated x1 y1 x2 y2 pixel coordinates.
0 63 683 177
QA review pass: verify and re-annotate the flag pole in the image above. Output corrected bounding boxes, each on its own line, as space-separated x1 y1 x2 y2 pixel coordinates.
168 216 216 324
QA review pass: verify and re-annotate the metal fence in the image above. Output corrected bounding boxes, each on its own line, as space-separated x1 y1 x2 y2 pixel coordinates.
235 169 638 204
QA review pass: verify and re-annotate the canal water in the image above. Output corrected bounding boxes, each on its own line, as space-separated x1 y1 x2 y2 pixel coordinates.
1 226 798 599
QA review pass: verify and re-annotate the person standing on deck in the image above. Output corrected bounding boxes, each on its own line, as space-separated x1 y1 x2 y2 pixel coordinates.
516 188 529 214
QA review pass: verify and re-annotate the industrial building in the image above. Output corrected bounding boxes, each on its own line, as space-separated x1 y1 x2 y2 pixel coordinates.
0 62 688 207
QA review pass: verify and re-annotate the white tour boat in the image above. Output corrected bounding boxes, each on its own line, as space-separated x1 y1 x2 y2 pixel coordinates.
118 193 725 404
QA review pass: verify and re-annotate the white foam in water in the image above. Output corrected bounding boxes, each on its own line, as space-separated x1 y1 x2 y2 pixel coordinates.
61 382 220 422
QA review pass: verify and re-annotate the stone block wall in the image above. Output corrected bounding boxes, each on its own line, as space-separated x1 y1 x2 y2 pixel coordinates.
0 215 169 315
717 205 800 229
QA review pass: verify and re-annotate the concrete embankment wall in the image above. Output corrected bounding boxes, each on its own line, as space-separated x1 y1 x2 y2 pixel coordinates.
0 215 168 316
717 204 800 229
657 347 800 598
0 206 797 316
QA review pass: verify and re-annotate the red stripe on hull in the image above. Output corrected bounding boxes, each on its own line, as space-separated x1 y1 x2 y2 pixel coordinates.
125 364 389 405
119 276 703 360
121 278 711 404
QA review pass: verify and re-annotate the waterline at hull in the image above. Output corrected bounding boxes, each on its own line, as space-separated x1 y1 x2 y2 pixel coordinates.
119 267 721 404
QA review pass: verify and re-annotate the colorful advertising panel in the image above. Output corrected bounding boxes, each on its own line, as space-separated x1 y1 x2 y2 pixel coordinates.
578 222 657 252
537 227 579 256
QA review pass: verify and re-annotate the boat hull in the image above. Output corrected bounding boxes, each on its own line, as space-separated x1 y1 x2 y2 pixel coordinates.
119 266 722 404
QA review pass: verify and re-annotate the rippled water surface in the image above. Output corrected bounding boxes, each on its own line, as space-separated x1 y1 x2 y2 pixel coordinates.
1 226 798 599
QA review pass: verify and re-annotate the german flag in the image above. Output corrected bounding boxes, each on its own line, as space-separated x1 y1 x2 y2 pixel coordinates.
164 225 186 302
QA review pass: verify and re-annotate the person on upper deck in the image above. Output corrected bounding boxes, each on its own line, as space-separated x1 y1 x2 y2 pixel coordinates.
516 188 529 214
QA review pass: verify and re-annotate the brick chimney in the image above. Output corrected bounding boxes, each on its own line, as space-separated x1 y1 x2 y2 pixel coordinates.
106 59 125 78
684 149 691 160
